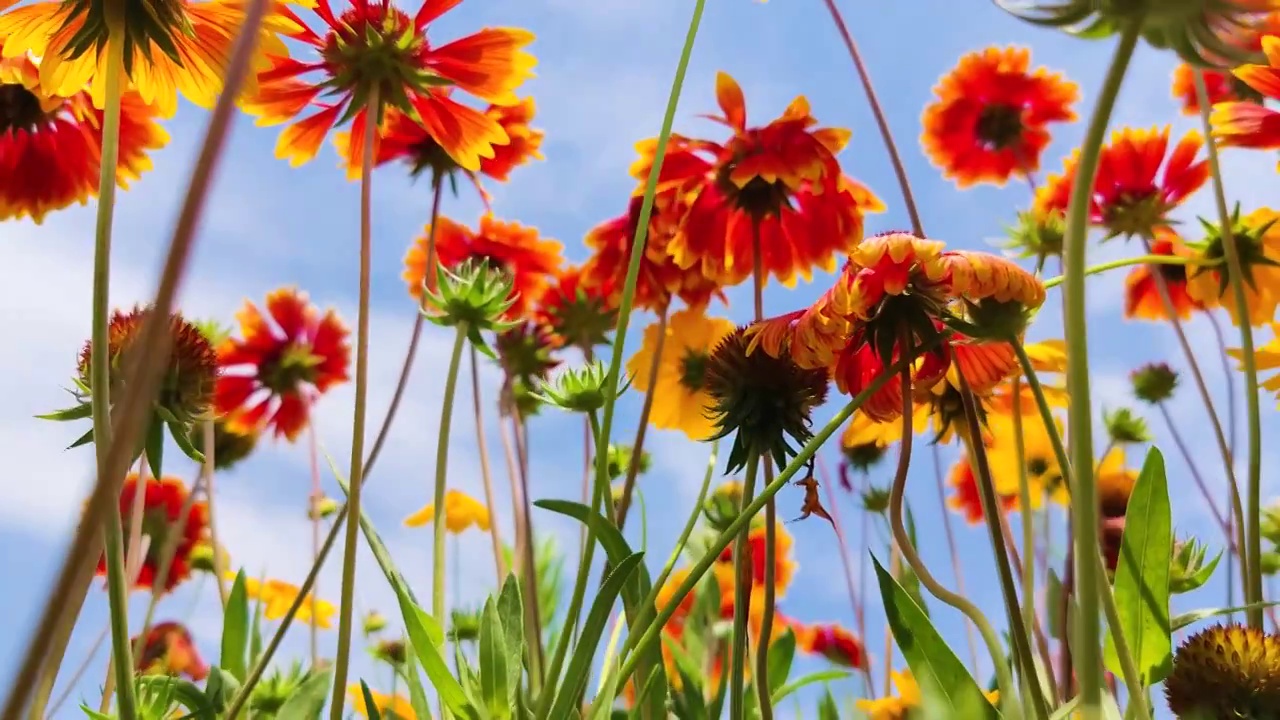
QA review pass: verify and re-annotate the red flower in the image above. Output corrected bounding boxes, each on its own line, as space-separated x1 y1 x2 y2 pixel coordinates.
245 0 535 169
922 46 1078 188
797 623 867 669
135 622 209 680
1123 231 1205 321
947 456 1016 524
97 475 208 594
216 288 351 441
536 264 617 350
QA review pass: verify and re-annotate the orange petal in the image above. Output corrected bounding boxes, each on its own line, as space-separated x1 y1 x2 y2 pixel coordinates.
411 91 508 172
715 71 746 131
425 27 536 105
276 105 342 166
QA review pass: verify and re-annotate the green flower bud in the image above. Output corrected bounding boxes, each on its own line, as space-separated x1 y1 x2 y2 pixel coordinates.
1103 407 1151 445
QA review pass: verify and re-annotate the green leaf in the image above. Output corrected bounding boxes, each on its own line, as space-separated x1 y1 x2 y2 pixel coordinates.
327 450 423 605
249 593 265 669
497 573 525 702
873 555 998 718
36 403 93 422
1104 447 1172 684
404 654 434 720
1046 569 1064 640
770 670 849 706
276 668 332 720
587 659 622 720
359 681 384 720
68 427 95 449
1049 696 1080 720
169 419 205 464
1172 601 1280 631
145 416 164 480
1173 549 1222 595
547 553 645 720
479 598 511 719
397 588 476 719
817 690 839 720
767 627 796 696
670 663 708 720
220 571 249 681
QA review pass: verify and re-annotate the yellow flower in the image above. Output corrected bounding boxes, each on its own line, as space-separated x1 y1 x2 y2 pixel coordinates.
840 406 929 449
349 684 415 720
626 307 735 441
856 669 999 719
1187 207 1280 327
403 490 490 533
1228 323 1280 401
1097 448 1138 518
985 409 1068 508
228 573 336 628
990 339 1069 415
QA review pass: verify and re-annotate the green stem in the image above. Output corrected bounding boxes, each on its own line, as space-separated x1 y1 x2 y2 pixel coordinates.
591 0 706 569
1060 20 1142 716
613 338 942 687
94 28 136 720
614 307 668 529
729 452 761 720
1040 253 1201 289
434 326 469 617
754 460 777 720
328 88 380 720
1192 68 1264 626
1011 341 1150 719
1011 378 1038 677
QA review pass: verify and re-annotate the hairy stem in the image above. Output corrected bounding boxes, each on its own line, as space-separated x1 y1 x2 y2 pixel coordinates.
729 452 761 720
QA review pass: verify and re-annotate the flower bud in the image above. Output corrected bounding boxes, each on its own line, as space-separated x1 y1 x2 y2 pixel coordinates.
1130 362 1179 404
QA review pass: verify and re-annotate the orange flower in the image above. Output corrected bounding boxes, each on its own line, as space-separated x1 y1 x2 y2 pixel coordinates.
98 475 208 594
583 193 725 313
714 521 798 612
947 456 1015 524
0 52 168 223
244 0 535 168
1172 65 1240 115
405 214 563 319
215 288 351 441
748 232 1043 423
796 623 867 669
135 622 208 681
1170 15 1280 115
335 95 542 190
1124 231 1205 321
535 264 616 350
636 72 883 286
922 46 1078 188
1213 35 1280 153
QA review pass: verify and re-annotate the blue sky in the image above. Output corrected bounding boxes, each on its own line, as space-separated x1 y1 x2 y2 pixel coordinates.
3 0 1279 716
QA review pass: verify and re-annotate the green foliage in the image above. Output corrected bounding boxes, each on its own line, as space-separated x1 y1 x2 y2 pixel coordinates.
221 571 250 682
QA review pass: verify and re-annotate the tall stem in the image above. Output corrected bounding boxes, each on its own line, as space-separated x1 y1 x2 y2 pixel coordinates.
818 460 877 694
328 89 379 720
498 408 544 688
1192 69 1264 625
1060 22 1142 715
433 326 469 618
750 221 777 720
928 442 980 671
728 452 761 720
203 421 229 609
470 347 506 580
308 421 322 666
614 308 668 529
1207 311 1238 460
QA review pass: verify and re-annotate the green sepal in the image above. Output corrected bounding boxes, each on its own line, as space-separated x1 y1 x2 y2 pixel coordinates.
37 403 93 422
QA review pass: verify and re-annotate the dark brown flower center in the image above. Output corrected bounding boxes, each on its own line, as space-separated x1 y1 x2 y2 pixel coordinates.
1156 261 1188 284
0 83 47 134
715 141 792 219
679 350 709 392
1028 456 1050 477
974 103 1025 150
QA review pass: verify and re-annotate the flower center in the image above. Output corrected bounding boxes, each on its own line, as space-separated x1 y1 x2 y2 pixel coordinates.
1156 261 1188 284
408 136 461 178
1028 456 1050 477
1101 191 1168 238
320 5 433 100
715 141 792 220
679 350 709 392
259 343 321 395
974 102 1025 150
0 83 48 134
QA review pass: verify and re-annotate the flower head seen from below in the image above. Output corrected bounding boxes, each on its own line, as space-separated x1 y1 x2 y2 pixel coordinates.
244 0 535 168
50 306 218 474
705 326 829 474
796 623 867 669
495 321 559 385
627 308 735 442
406 214 562 320
1187 205 1280 326
748 231 1043 424
1002 204 1066 268
642 72 884 286
215 288 350 442
984 410 1067 508
349 684 415 720
1165 624 1280 719
1132 362 1180 404
921 45 1078 188
0 52 167 223
98 475 208 594
1123 230 1205 321
135 621 208 681
1082 126 1209 240
235 574 336 627
1170 13 1280 114
403 489 490 533
189 417 259 471
1211 34 1280 153
947 454 1016 524
536 264 617 351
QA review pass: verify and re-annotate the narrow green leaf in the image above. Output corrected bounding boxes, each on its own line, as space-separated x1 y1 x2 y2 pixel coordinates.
404 654 434 720
1172 601 1280 631
220 571 249 681
275 668 332 720
587 659 622 720
1049 696 1080 720
873 555 998 718
36 403 93 422
671 664 708 720
248 594 265 668
766 627 796 697
547 553 645 720
817 689 839 720
1105 447 1172 684
359 681 384 720
770 670 849 706
145 416 165 480
67 427 95 449
396 588 476 719
479 598 511 719
1046 569 1064 640
497 573 525 702
327 450 422 605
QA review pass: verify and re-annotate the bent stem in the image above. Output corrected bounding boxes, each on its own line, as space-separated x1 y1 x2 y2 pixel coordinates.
470 346 506 580
328 88 380 720
729 452 762 720
1193 69 1264 625
890 368 1016 711
615 307 668 529
1059 20 1142 714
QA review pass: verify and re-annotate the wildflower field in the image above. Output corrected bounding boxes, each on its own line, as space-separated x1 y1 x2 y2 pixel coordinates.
7 0 1280 717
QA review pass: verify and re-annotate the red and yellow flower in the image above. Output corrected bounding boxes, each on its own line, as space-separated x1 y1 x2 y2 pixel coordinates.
947 454 1016 524
748 232 1044 423
244 0 535 168
796 623 867 669
714 521 798 608
98 474 208 594
135 621 208 680
922 46 1078 188
1212 34 1280 153
215 287 351 441
1229 323 1280 401
1124 230 1205 321
404 214 562 320
0 51 167 223
1170 14 1280 115
634 72 883 286
0 0 297 117
535 264 616 350
1187 206 1280 326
